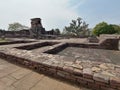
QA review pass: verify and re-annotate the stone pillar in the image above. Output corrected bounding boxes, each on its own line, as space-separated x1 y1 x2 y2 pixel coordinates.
31 18 43 28
29 18 45 39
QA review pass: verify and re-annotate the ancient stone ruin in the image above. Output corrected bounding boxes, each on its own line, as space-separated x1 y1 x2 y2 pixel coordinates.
0 38 120 90
29 18 46 38
0 18 57 39
0 18 120 90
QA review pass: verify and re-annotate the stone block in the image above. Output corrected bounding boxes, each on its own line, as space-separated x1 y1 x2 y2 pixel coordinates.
65 75 76 81
93 73 110 83
77 79 87 86
48 68 56 73
63 66 74 73
100 86 115 90
87 82 100 90
72 64 83 70
110 77 120 87
57 70 70 78
92 67 101 73
95 81 109 86
83 68 93 79
73 69 83 77
84 78 94 83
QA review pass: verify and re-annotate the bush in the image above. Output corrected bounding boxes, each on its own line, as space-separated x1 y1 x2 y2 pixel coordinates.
92 22 117 36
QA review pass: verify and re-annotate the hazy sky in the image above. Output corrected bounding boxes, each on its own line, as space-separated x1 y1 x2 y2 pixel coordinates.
0 0 120 31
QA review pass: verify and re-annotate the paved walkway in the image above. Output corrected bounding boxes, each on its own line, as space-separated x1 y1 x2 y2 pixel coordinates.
0 59 89 90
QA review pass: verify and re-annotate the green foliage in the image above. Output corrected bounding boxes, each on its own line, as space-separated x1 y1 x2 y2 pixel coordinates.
0 38 7 42
8 22 29 31
51 28 61 35
111 24 120 34
63 17 89 37
92 22 117 36
54 28 61 35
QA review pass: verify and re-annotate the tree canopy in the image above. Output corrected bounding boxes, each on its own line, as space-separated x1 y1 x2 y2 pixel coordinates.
51 28 61 35
111 24 120 34
8 22 29 31
92 22 118 36
63 17 89 37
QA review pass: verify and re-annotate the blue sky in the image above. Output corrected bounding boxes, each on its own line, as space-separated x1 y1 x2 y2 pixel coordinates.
0 0 120 31
75 0 120 28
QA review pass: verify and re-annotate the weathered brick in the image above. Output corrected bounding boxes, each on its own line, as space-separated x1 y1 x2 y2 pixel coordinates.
57 72 65 77
50 63 58 69
57 64 64 70
83 68 93 79
72 64 83 70
42 60 53 67
110 77 120 87
92 67 101 73
73 69 83 77
57 70 70 78
63 66 74 73
75 60 81 64
84 78 94 83
95 81 109 87
57 66 63 71
77 78 87 86
48 68 56 73
100 86 115 90
65 75 76 81
39 67 46 71
87 82 100 90
115 67 120 73
93 73 110 83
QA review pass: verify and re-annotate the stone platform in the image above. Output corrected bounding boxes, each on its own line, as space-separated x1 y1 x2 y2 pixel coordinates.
0 38 120 90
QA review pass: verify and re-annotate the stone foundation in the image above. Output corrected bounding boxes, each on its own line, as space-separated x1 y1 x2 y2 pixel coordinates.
0 51 119 90
0 39 120 90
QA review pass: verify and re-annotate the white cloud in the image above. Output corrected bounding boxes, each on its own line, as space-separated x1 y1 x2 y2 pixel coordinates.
70 0 87 10
0 0 79 30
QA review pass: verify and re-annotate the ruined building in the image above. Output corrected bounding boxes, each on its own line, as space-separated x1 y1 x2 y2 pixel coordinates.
0 18 57 38
29 18 45 38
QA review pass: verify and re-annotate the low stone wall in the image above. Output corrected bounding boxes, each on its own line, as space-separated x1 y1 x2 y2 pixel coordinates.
0 47 119 90
45 39 119 55
0 41 33 45
88 34 120 50
15 42 59 50
100 34 120 39
0 29 58 39
0 30 30 38
87 37 99 43
99 38 119 50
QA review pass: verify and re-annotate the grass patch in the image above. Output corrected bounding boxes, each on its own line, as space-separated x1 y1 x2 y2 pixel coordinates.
0 38 8 42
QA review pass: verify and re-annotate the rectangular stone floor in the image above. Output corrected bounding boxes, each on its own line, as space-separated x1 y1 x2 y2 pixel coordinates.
0 58 90 90
58 47 120 65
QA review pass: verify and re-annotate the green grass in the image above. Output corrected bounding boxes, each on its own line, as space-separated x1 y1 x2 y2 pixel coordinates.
0 38 7 42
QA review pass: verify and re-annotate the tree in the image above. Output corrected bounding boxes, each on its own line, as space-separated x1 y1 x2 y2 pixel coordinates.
54 28 60 35
8 22 29 31
111 24 120 34
51 28 61 35
63 17 89 37
92 22 117 36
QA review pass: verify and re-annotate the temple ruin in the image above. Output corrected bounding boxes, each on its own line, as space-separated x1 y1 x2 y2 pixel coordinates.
29 18 46 38
0 18 57 39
